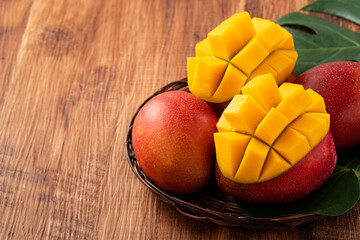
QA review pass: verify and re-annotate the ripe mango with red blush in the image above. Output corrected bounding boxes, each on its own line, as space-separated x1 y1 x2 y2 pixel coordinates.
132 91 218 194
295 61 360 152
214 74 336 204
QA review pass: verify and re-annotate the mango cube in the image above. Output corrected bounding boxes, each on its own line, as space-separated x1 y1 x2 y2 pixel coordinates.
276 83 313 121
262 50 298 85
306 112 331 132
259 149 291 182
223 95 267 134
216 115 232 132
208 23 244 60
212 64 247 103
254 23 289 52
305 89 326 113
277 34 295 50
250 62 278 81
252 17 272 32
241 74 282 112
195 38 212 57
223 12 255 46
230 39 269 76
214 132 251 179
234 138 269 183
188 57 228 101
290 113 330 148
273 127 311 166
187 57 197 89
254 107 290 145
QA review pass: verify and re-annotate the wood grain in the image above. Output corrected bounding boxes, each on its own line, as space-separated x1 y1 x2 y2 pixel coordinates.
0 0 359 239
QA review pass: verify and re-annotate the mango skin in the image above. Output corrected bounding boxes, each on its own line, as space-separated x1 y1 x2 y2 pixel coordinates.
294 61 360 152
132 91 219 194
215 132 336 205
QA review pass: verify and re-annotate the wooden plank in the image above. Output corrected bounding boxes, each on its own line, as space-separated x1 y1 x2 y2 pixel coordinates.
0 0 358 239
0 0 122 239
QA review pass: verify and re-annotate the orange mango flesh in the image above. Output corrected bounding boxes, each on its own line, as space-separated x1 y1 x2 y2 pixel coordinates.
188 12 297 103
214 74 329 183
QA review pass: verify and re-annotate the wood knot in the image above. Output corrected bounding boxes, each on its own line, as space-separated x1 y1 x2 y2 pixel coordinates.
80 66 117 88
39 26 78 57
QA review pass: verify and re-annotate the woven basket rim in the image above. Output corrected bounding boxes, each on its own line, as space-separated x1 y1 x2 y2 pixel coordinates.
125 79 322 229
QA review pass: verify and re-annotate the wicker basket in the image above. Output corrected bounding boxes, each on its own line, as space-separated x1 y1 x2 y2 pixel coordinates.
125 79 321 229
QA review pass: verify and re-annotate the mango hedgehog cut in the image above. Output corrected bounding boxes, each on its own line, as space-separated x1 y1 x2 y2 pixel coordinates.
188 12 297 103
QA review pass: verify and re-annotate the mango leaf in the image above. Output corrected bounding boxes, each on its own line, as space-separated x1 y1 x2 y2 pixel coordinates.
302 0 360 25
235 165 360 218
276 12 360 76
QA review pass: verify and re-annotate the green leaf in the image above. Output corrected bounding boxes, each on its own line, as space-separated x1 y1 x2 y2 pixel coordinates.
276 12 360 76
302 0 360 25
235 166 360 218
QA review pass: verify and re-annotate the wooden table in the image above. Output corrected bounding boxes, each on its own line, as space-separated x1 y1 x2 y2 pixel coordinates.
0 0 359 239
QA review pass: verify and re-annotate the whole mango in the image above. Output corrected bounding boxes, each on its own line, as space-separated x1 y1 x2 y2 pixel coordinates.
295 61 360 152
132 91 218 194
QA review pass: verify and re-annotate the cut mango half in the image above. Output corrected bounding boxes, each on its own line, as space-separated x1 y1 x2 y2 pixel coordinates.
214 74 329 183
188 12 297 103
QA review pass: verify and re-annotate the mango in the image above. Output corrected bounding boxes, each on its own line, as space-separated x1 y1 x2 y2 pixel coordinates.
295 61 360 152
188 12 297 103
132 91 218 194
214 74 330 184
222 95 267 134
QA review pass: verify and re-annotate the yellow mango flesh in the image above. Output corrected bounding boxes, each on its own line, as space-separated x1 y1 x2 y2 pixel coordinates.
278 34 295 50
212 64 248 103
254 107 290 145
259 149 291 182
215 74 330 183
216 115 232 132
305 89 326 113
261 50 298 85
188 12 297 103
187 57 197 89
234 138 270 183
230 39 269 76
253 23 289 52
241 73 282 112
306 112 331 133
195 38 212 57
208 23 244 60
224 12 256 42
188 57 228 101
252 17 272 32
250 62 278 82
223 95 267 134
290 113 330 148
214 132 251 179
276 83 313 121
273 127 311 165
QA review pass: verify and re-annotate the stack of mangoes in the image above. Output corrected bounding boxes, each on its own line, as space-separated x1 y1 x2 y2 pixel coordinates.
132 12 360 205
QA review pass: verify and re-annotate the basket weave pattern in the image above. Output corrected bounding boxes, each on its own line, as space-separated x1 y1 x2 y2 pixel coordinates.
126 79 320 229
